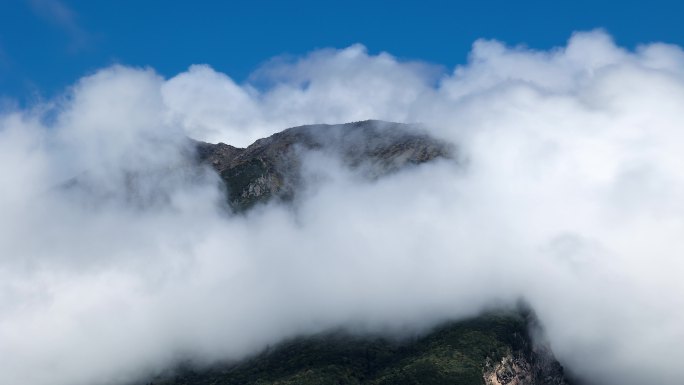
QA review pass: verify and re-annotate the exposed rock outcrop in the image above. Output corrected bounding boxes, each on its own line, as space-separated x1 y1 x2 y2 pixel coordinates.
484 349 568 385
195 120 453 210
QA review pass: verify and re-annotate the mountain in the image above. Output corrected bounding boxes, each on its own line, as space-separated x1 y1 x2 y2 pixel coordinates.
195 120 453 211
143 310 568 385
136 120 571 385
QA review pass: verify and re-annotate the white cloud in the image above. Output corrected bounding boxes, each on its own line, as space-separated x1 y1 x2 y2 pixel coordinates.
162 45 440 146
1 30 684 385
27 0 90 50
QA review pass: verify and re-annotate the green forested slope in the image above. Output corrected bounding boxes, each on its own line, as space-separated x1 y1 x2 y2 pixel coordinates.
142 312 567 385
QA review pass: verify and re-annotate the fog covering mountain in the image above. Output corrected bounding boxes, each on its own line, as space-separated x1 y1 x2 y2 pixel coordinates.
1 30 684 385
133 121 570 385
140 310 568 385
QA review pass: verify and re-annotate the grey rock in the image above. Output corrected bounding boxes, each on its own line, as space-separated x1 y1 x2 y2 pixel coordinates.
195 120 454 211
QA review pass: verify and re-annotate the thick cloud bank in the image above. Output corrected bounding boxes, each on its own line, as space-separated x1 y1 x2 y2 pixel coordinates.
1 30 684 385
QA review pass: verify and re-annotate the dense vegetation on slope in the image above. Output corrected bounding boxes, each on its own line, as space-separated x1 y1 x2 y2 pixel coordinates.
143 312 563 385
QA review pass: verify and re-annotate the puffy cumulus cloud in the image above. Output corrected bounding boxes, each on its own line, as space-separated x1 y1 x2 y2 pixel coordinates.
1 29 684 385
162 44 440 145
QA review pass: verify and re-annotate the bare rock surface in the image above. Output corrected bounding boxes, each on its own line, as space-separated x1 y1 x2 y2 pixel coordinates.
195 120 454 210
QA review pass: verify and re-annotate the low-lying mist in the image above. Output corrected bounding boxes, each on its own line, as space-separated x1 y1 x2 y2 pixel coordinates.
1 30 683 385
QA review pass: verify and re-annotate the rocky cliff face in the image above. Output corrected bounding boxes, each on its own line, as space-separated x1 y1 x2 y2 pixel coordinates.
483 335 568 385
195 120 453 210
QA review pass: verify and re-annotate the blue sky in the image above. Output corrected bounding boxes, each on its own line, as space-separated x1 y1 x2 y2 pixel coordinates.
0 0 682 103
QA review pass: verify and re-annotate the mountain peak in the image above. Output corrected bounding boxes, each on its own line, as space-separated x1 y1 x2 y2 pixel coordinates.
196 120 454 210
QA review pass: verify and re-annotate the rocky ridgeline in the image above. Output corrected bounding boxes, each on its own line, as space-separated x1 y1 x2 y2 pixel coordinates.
195 120 453 210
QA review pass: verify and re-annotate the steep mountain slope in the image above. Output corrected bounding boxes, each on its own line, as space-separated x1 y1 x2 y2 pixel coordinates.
143 311 568 385
195 120 453 210
134 120 571 385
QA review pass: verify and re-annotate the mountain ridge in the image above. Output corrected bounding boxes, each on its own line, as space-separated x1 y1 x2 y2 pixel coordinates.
194 120 454 210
